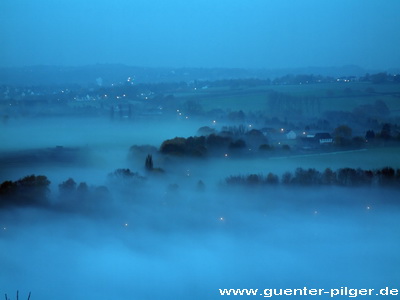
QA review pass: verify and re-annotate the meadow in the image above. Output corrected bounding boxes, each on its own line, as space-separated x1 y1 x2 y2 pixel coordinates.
173 82 400 116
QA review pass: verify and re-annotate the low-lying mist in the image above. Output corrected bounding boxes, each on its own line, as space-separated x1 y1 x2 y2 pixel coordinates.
0 117 205 183
1 117 400 299
1 185 399 299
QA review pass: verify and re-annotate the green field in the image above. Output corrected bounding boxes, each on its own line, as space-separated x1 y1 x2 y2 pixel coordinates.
173 82 400 115
271 147 400 170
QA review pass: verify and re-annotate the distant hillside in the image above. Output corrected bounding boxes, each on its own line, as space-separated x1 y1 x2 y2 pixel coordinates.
0 64 378 87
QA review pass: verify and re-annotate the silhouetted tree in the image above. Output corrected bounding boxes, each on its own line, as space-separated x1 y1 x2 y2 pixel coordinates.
145 154 153 170
370 72 388 84
334 125 352 146
247 174 261 185
334 125 352 139
293 168 321 185
322 168 336 185
377 167 396 186
0 175 50 207
160 137 186 155
365 130 375 141
109 169 145 182
206 134 232 148
337 168 358 186
76 182 89 200
160 136 207 156
245 129 268 148
266 172 279 185
380 123 391 140
59 178 77 193
229 139 246 149
282 172 293 185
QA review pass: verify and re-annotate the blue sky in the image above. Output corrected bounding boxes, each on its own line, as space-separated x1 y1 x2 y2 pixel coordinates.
1 0 400 69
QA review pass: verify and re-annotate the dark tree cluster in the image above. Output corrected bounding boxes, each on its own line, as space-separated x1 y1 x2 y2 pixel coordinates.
329 121 400 148
160 136 207 156
364 123 400 144
0 175 50 207
225 167 400 188
161 125 270 157
160 134 247 157
59 178 91 201
226 172 279 186
108 168 146 182
323 99 393 132
57 177 111 208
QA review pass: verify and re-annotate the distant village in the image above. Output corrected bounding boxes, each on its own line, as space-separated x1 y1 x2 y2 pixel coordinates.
1 71 399 158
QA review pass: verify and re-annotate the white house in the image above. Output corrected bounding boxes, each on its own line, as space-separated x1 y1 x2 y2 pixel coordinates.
314 133 333 144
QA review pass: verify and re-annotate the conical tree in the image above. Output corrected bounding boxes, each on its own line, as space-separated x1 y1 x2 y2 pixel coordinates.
145 154 153 171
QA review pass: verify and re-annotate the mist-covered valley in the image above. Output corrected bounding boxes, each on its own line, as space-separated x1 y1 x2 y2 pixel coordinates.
2 0 400 297
2 171 400 299
1 110 400 299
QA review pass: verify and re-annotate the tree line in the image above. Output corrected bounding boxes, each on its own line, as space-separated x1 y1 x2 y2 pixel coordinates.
225 167 400 188
0 174 110 209
2 166 399 209
0 175 50 207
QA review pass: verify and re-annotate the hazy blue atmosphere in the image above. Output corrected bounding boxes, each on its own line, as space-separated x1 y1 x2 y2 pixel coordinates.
1 1 400 299
1 0 400 69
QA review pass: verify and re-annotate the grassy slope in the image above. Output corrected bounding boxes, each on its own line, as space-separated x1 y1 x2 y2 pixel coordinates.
174 82 400 115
